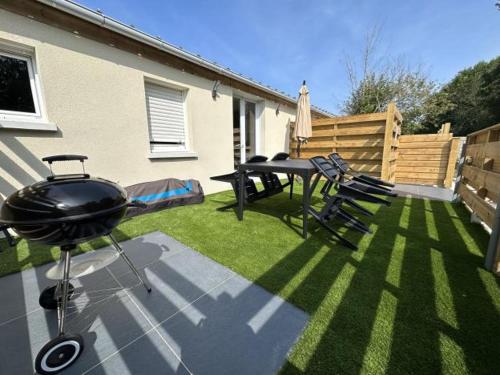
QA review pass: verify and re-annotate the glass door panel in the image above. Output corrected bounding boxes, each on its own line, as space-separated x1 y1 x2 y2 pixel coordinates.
233 98 257 168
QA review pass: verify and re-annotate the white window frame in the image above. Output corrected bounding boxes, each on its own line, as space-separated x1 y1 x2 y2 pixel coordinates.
144 79 197 159
0 47 42 120
0 42 55 131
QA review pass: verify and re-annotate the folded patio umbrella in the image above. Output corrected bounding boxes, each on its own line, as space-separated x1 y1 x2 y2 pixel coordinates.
293 80 312 158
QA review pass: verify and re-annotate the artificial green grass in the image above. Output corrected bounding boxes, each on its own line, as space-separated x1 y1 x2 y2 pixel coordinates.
0 189 498 374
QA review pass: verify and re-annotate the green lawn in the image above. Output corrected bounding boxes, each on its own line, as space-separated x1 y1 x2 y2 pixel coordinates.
1 188 499 374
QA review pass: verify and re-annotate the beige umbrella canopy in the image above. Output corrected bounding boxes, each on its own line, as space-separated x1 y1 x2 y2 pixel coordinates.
293 80 312 157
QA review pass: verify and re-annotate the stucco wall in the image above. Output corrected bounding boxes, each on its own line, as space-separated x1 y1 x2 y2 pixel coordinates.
0 9 296 200
262 101 294 158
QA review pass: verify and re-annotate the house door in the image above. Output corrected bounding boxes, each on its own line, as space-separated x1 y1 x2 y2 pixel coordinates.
233 97 257 168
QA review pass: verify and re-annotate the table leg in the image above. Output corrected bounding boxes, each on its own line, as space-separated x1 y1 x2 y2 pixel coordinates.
302 174 312 239
289 173 294 199
237 169 245 221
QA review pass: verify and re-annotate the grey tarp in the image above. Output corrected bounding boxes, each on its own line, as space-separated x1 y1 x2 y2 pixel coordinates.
125 178 204 217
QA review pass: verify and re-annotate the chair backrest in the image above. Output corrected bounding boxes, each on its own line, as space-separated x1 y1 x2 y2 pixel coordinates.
309 156 341 182
328 153 349 174
271 152 290 161
247 155 268 163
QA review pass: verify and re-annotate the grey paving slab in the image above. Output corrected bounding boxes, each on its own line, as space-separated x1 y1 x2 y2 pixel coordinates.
0 266 154 375
0 231 309 375
155 275 309 375
0 261 55 325
62 292 155 375
105 231 184 279
83 330 191 375
115 246 235 325
394 183 454 201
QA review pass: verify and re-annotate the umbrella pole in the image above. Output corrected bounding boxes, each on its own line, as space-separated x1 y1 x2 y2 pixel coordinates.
297 142 301 158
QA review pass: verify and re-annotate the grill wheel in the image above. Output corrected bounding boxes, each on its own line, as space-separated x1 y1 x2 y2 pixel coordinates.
35 334 84 374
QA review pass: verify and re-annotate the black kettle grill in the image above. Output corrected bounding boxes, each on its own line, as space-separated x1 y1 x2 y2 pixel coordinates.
0 155 151 374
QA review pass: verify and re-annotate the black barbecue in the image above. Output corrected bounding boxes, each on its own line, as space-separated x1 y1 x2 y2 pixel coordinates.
0 155 151 374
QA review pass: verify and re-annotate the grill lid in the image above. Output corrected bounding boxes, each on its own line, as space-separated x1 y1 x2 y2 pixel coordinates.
0 177 128 226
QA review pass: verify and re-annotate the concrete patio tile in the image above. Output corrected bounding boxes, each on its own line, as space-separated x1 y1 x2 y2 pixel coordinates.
113 243 236 325
105 231 185 278
154 274 309 375
0 231 309 375
394 183 454 201
0 261 62 325
0 269 153 375
61 292 156 374
82 330 191 375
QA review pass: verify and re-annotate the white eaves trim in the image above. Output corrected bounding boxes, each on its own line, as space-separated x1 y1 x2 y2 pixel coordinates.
35 0 333 117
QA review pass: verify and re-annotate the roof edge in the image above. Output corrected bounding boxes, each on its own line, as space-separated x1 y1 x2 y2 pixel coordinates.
35 0 334 117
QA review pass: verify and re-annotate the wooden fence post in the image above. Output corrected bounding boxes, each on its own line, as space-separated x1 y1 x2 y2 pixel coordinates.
444 137 460 188
381 102 396 181
485 201 500 274
439 122 451 134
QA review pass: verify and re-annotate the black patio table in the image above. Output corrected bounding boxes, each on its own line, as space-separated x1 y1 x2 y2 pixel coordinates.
237 159 319 239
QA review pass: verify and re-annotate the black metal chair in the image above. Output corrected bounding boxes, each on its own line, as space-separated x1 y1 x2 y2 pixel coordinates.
210 155 268 210
314 156 393 217
255 152 294 199
328 152 395 190
309 156 392 249
320 155 396 218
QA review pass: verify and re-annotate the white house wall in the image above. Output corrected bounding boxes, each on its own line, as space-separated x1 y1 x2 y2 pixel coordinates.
0 9 296 199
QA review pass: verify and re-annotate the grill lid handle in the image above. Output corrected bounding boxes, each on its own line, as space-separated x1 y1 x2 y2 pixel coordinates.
42 155 89 179
42 155 88 164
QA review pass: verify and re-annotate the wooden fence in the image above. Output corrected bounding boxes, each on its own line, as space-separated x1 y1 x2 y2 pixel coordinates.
456 123 500 272
290 102 402 182
395 123 461 187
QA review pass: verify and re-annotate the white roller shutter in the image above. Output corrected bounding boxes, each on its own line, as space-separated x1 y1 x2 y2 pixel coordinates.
145 82 186 152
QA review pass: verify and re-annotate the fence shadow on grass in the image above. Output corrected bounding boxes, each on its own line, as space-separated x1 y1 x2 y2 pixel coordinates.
279 197 497 375
427 200 500 374
279 194 406 374
385 198 441 374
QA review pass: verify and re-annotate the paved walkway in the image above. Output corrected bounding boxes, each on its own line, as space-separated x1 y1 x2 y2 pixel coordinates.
393 183 454 201
0 232 308 374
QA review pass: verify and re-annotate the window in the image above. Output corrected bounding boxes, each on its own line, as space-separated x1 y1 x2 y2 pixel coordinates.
0 50 41 120
145 82 188 153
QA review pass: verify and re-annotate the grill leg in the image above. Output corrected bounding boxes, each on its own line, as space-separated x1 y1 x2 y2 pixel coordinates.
57 250 72 336
108 235 152 293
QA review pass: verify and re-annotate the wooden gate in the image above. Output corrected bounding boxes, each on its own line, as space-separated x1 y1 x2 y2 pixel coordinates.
395 124 461 187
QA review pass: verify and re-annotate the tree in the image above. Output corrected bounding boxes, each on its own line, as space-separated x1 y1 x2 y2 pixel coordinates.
479 57 500 121
341 28 439 134
422 57 500 135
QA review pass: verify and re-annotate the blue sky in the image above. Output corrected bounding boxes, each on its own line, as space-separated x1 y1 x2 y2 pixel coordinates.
77 0 499 113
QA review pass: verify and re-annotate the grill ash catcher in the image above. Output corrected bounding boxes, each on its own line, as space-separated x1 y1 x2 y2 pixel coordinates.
0 155 151 374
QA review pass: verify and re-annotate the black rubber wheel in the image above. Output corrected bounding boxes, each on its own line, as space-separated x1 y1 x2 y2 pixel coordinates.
39 283 75 310
35 333 84 374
